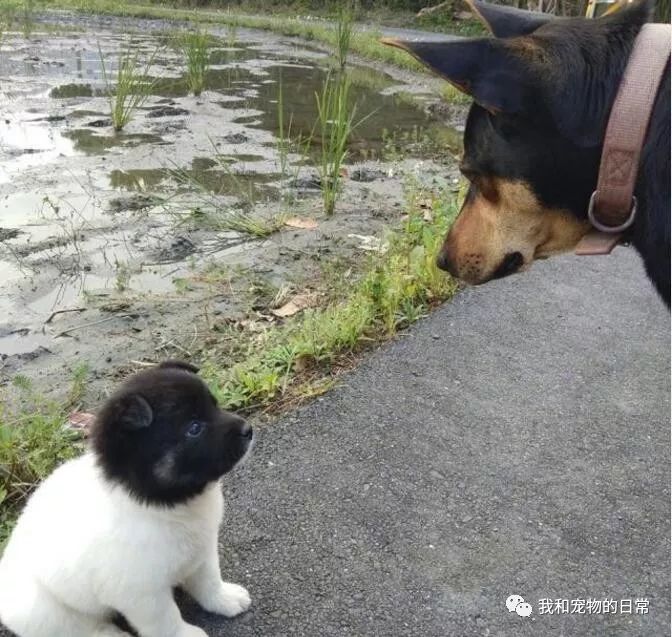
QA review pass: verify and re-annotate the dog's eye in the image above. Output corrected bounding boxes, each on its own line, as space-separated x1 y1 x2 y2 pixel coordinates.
186 421 204 438
460 167 478 182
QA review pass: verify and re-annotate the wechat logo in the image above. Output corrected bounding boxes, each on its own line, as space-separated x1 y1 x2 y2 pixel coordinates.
506 594 533 617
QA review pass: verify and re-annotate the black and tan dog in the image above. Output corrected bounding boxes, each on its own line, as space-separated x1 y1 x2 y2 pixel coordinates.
383 0 670 305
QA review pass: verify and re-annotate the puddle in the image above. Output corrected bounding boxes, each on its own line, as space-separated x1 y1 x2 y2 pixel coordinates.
0 16 462 362
63 128 165 153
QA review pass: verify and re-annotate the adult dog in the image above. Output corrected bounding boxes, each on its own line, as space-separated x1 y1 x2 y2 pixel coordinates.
384 0 670 305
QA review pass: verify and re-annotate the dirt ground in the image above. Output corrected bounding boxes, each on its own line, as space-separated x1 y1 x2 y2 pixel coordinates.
0 11 464 404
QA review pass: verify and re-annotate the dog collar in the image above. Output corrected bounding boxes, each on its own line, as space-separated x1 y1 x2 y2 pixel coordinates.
575 22 670 256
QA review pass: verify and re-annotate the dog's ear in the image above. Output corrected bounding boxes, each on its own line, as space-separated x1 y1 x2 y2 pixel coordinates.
117 394 153 430
157 359 200 374
539 0 654 146
381 37 536 115
466 0 552 38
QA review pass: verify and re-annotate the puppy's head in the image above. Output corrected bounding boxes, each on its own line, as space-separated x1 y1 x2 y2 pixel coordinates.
383 0 652 284
91 360 252 506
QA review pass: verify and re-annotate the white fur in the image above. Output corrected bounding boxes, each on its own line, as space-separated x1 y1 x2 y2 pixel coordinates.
0 453 251 637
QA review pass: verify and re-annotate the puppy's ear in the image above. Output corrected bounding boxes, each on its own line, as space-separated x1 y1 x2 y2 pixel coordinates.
466 0 552 38
117 394 153 430
381 37 536 115
157 359 200 374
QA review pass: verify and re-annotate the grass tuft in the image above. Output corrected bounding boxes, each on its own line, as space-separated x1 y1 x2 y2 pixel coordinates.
315 72 357 217
99 43 160 131
335 0 355 71
440 82 472 105
0 367 88 547
166 150 284 237
178 27 210 96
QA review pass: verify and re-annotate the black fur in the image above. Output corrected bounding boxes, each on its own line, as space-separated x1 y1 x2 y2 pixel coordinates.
390 1 670 305
469 0 552 38
91 362 252 506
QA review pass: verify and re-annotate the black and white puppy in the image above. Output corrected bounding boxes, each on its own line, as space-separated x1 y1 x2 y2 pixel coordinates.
0 360 253 637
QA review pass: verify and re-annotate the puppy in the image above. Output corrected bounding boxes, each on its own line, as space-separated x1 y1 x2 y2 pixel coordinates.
0 360 253 637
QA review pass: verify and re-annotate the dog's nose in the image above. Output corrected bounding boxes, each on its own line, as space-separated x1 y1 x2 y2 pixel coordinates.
436 250 455 275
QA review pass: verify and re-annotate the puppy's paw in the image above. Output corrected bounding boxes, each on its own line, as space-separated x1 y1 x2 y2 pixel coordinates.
203 582 251 617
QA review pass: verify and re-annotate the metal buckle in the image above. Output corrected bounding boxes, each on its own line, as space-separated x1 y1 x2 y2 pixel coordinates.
587 190 637 233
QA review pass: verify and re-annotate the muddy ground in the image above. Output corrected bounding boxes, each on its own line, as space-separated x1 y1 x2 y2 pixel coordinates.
0 10 464 405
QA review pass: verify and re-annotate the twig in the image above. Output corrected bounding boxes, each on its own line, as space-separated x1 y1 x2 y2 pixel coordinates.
155 338 192 357
129 359 157 368
54 314 132 338
45 307 86 324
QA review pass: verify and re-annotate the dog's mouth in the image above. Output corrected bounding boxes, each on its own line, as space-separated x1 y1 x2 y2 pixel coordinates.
490 251 524 281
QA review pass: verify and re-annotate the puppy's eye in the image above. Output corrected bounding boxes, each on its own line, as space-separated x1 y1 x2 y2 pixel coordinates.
186 421 204 438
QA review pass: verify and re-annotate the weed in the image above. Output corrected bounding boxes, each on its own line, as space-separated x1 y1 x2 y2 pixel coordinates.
440 82 471 106
0 366 88 546
179 27 210 96
163 136 285 236
21 0 35 38
335 0 355 71
315 72 356 216
276 72 292 181
225 23 237 48
114 261 132 291
275 72 311 210
99 43 160 132
45 0 429 74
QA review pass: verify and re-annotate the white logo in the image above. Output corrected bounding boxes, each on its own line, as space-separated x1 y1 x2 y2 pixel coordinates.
506 594 533 617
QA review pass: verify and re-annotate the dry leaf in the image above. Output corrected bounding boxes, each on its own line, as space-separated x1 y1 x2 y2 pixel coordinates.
284 217 318 230
271 293 317 318
67 411 96 433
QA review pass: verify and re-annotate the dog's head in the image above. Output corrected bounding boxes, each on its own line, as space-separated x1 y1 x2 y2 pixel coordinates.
91 360 252 506
383 0 652 284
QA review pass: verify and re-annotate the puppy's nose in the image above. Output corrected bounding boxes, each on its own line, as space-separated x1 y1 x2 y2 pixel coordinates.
237 422 253 440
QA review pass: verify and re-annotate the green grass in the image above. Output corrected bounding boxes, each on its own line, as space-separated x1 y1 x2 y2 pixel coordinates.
315 72 357 217
201 179 459 411
0 367 88 547
166 155 285 237
38 0 474 105
276 72 292 181
275 73 310 209
335 0 355 71
42 0 428 71
99 42 160 131
440 82 472 106
178 27 210 96
224 22 237 48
